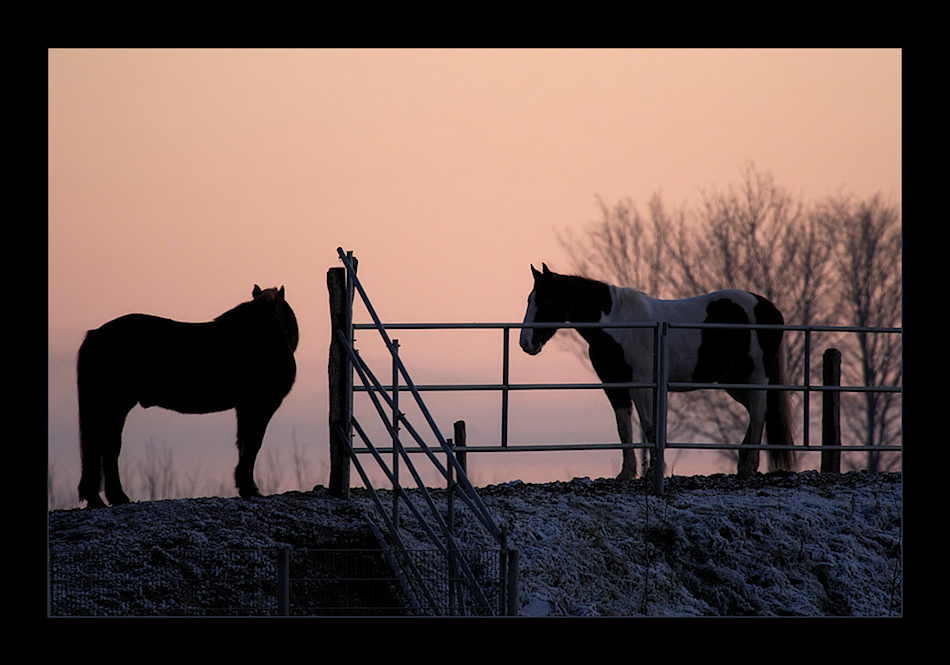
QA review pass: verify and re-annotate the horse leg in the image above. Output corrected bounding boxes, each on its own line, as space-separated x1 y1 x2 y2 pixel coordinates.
103 402 135 506
234 405 276 498
632 388 660 481
614 406 638 480
732 388 767 478
79 399 134 508
102 440 131 506
78 426 107 509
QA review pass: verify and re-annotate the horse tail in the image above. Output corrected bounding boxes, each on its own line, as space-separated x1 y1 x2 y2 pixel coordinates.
76 331 104 505
765 341 795 471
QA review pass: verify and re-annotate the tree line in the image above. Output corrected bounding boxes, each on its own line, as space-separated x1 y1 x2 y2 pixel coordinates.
557 164 901 472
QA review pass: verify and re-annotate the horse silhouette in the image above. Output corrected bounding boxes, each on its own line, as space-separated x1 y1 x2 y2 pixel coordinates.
77 285 299 508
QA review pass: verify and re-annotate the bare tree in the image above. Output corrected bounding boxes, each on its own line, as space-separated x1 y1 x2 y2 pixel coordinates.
666 165 804 301
138 437 177 501
48 463 58 510
257 447 283 495
663 165 839 459
291 428 313 490
48 463 75 510
558 165 862 471
557 192 695 447
557 193 674 298
179 464 204 499
828 194 902 471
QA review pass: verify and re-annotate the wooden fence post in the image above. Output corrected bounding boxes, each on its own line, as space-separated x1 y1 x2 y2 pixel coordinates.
453 420 467 477
328 258 356 498
821 347 841 473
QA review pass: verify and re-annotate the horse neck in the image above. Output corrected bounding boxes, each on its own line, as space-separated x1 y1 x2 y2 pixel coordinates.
216 299 298 352
215 299 257 323
277 301 299 352
561 274 613 324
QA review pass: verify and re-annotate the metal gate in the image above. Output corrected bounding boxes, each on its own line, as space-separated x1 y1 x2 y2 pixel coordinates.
329 248 519 616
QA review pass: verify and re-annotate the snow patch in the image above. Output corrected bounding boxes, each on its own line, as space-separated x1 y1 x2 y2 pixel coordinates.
48 471 901 616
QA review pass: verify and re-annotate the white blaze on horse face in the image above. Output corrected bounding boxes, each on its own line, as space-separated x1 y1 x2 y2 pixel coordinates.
520 290 542 355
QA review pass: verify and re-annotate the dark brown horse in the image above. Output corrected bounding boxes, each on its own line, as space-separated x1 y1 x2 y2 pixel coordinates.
77 286 299 508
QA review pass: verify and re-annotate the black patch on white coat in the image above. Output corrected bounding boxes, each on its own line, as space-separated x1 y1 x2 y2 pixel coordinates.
693 297 753 383
527 268 613 346
543 270 614 323
564 278 635 410
526 267 613 351
525 268 636 409
538 272 634 410
585 329 634 410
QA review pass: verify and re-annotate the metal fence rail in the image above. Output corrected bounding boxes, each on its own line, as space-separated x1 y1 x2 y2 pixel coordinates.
344 273 900 496
353 321 901 446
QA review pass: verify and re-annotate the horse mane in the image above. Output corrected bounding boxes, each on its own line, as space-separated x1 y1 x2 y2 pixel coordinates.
561 271 609 289
551 270 614 319
214 287 299 353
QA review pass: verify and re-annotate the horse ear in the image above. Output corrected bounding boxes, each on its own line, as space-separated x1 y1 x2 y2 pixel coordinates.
531 264 542 279
279 286 285 299
253 285 262 298
542 263 552 276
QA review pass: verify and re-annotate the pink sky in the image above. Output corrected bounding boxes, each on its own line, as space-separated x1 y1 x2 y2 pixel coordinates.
48 49 901 504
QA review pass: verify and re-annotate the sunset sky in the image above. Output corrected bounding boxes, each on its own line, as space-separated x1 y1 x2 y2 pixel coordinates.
48 49 901 505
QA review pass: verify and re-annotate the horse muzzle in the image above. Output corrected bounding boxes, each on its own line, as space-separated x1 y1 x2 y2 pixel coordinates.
520 333 542 356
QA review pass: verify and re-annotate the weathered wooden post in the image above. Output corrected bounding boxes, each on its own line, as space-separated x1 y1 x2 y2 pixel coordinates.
453 420 467 477
328 254 357 498
507 548 520 616
446 433 458 615
499 525 521 616
821 347 842 473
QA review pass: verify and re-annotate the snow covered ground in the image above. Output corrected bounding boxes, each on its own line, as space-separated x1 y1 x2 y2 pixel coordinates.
472 472 902 616
48 470 901 617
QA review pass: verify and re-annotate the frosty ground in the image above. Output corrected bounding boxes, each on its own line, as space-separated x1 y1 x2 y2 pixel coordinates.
48 470 901 617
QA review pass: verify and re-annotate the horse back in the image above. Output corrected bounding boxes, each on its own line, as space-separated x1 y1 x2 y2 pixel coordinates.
605 287 783 386
81 311 296 414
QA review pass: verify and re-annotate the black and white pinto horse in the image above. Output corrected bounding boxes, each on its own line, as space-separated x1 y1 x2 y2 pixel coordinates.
77 286 299 508
520 265 794 479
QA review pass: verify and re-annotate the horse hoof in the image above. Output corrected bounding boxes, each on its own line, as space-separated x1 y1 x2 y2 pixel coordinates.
239 489 264 499
616 468 638 481
82 496 107 509
107 493 131 507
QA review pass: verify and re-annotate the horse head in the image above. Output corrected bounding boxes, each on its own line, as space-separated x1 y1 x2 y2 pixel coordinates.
252 284 282 302
253 285 299 353
520 264 568 355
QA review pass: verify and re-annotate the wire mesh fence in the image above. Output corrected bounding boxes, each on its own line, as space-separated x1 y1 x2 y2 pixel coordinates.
48 546 505 616
49 547 280 616
288 547 412 616
383 547 505 616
